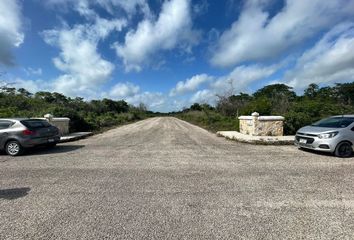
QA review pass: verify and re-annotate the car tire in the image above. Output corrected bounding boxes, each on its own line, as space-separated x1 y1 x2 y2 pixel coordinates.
334 142 353 158
5 141 24 156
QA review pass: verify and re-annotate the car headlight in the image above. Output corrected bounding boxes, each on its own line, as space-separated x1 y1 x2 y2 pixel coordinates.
318 131 338 139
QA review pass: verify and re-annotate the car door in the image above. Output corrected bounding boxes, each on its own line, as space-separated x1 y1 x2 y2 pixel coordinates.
351 123 354 144
0 120 14 149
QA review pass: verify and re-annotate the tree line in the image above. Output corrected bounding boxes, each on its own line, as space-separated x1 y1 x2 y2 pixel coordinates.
0 87 153 132
174 82 354 135
1 82 354 135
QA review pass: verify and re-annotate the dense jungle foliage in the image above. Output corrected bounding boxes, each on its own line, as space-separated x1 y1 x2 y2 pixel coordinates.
173 83 354 135
0 87 155 133
1 82 354 135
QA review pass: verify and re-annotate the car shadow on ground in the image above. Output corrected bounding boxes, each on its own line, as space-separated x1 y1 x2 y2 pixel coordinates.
25 145 85 156
0 145 85 157
0 187 30 200
299 147 354 158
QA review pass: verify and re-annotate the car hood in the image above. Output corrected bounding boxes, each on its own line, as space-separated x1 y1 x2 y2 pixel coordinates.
297 126 340 134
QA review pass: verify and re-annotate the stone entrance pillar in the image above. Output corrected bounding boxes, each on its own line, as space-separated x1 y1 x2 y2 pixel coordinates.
251 112 259 136
238 112 285 136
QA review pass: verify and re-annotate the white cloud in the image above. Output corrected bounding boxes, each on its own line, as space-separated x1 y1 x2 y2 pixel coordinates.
286 22 354 90
190 89 216 104
108 82 165 111
42 18 126 96
98 0 151 18
193 0 209 16
186 63 279 106
212 64 279 94
109 82 140 99
0 0 24 66
45 0 151 19
211 0 354 67
4 78 50 94
24 67 43 76
170 74 213 96
127 92 165 109
113 0 198 72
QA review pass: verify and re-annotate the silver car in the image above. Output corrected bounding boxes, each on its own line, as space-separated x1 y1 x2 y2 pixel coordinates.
0 118 60 156
295 115 354 157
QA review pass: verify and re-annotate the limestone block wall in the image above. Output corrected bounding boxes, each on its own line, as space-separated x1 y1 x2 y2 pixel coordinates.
238 112 284 136
38 114 70 136
50 118 70 135
239 117 253 135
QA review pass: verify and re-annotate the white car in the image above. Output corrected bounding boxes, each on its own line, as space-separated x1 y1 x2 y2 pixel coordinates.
295 115 354 157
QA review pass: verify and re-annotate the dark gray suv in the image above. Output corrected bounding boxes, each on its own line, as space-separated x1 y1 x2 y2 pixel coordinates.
0 118 60 156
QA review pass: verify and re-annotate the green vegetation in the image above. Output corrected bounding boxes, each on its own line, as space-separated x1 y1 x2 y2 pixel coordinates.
171 104 239 132
1 82 354 135
172 83 354 135
0 87 155 133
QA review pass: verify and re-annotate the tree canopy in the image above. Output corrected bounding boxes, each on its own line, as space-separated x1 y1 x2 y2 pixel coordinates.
0 87 152 132
182 82 354 135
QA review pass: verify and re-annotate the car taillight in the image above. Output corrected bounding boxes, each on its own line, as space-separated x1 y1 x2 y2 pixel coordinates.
23 129 36 136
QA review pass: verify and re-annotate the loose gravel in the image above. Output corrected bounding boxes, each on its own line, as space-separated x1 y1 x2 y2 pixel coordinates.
1 117 354 239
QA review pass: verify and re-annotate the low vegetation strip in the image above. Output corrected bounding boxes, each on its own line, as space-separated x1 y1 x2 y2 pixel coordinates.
1 82 353 136
171 83 354 135
0 87 157 133
173 109 239 133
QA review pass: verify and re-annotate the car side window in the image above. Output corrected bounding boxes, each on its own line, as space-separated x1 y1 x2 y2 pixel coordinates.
352 126 354 131
0 121 13 130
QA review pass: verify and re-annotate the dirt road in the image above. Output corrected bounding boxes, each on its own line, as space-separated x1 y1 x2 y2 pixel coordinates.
1 117 354 239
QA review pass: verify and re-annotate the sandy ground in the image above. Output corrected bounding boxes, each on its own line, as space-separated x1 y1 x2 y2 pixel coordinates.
1 117 354 239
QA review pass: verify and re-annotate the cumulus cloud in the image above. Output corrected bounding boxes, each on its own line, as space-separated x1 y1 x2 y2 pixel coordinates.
113 0 198 72
212 64 280 93
97 0 151 17
186 63 280 105
108 82 165 110
211 0 354 68
0 0 24 66
190 89 215 104
170 74 213 96
127 92 165 109
4 78 50 94
45 0 151 19
42 18 126 96
109 82 140 99
286 22 354 90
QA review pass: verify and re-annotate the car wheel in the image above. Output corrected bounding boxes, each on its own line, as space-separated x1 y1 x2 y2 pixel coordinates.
5 141 24 156
335 142 353 158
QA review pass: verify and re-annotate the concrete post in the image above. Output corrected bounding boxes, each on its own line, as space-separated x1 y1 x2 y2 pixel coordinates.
251 112 259 136
44 114 53 123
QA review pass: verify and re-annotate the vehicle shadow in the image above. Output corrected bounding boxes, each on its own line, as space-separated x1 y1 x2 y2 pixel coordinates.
0 187 30 200
25 145 85 156
299 147 354 158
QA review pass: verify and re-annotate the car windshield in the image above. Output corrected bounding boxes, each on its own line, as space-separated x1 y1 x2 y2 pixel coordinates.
21 119 51 128
311 117 354 128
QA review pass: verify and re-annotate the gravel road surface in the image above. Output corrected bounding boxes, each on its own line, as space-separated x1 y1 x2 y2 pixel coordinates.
1 117 354 239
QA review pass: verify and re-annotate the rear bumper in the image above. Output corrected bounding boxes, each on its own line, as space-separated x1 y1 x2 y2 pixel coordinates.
20 135 60 148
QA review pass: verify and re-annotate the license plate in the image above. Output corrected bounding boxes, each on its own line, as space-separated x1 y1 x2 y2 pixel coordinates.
299 138 307 144
48 138 55 143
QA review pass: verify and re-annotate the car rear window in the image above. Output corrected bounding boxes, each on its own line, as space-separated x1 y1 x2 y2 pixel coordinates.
21 120 51 128
311 117 354 128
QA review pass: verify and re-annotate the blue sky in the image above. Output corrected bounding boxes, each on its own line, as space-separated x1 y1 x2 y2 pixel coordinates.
1 0 354 112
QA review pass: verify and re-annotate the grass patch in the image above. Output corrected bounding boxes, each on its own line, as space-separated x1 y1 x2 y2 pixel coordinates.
173 111 239 133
